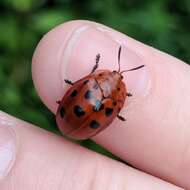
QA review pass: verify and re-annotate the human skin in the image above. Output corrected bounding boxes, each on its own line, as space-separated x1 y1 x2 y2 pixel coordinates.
0 20 190 189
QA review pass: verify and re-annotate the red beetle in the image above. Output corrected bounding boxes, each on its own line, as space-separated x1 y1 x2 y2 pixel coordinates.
56 46 144 140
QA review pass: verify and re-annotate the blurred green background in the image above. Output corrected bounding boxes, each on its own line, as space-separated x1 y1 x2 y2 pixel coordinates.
0 0 190 158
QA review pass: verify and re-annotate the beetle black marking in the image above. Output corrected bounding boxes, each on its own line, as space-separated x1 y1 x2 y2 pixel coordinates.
84 90 93 99
89 120 100 129
105 107 113 116
74 105 85 117
70 90 77 97
83 80 89 85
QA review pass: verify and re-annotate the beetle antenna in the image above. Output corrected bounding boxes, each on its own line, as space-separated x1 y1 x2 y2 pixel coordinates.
120 65 145 74
117 46 122 73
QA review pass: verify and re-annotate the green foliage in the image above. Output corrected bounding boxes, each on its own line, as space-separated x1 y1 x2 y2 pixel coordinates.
32 9 73 32
0 0 189 156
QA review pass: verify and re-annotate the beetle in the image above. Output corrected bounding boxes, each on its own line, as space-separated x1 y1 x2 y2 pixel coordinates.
56 46 145 140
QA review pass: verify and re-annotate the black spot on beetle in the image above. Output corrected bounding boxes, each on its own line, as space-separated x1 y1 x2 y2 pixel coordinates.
60 107 65 118
105 107 113 116
117 87 120 91
70 90 77 97
84 90 93 99
74 105 85 117
83 80 89 85
99 73 103 77
90 120 100 129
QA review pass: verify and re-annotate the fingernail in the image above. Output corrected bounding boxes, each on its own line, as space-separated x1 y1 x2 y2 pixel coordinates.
60 25 150 98
0 124 17 179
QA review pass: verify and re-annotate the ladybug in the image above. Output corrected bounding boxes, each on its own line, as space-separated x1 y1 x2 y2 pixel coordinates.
56 46 144 140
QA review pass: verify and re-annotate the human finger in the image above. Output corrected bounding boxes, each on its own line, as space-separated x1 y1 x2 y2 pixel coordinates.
32 20 190 189
0 111 183 189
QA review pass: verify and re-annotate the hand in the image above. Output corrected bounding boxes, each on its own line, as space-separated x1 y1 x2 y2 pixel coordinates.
1 20 189 189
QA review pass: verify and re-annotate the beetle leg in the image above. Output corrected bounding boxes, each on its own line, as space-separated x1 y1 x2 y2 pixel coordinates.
126 92 132 97
91 54 100 74
64 79 74 85
117 115 126 121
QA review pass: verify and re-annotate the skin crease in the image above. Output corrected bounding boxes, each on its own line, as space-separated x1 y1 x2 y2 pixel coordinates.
32 20 190 189
0 20 189 189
